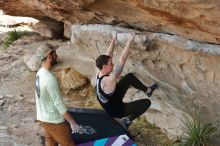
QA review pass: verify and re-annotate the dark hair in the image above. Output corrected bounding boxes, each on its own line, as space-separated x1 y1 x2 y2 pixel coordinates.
96 55 111 70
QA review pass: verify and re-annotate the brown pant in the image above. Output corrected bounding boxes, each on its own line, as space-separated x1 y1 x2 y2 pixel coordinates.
40 121 75 146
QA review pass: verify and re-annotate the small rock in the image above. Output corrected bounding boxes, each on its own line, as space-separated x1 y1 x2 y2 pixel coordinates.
0 100 5 106
8 105 14 112
23 117 34 122
5 94 13 98
0 126 9 130
0 133 9 138
12 124 19 129
14 143 27 146
0 95 4 100
26 98 35 104
16 94 26 101
0 54 11 59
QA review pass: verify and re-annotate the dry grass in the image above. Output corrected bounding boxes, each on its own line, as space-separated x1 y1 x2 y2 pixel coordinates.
129 117 174 146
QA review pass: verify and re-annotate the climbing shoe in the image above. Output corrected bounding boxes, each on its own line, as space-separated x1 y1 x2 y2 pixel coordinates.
121 117 131 130
146 83 159 97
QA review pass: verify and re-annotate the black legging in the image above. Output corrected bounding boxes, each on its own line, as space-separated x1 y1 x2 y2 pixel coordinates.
105 73 151 121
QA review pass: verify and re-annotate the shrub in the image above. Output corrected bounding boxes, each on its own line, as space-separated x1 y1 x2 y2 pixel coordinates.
180 112 217 146
1 29 28 49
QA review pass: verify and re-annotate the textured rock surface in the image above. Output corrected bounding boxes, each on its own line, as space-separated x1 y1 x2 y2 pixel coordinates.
32 20 64 38
1 0 220 141
0 25 219 144
70 24 220 138
1 0 220 44
23 54 41 72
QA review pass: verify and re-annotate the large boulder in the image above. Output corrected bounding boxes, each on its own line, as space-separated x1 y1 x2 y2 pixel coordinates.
69 24 220 138
0 0 220 44
23 54 41 72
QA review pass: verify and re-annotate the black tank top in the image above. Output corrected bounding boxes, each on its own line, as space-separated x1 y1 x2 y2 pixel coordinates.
96 75 114 104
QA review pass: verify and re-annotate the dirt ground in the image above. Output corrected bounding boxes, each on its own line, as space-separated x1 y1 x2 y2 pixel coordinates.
0 29 173 146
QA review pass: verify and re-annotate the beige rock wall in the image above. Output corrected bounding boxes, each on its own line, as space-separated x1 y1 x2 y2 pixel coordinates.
69 24 220 138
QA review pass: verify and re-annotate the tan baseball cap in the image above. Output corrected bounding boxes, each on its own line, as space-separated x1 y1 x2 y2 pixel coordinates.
36 43 59 60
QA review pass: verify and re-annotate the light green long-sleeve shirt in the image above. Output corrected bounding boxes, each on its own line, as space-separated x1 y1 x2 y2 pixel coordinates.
35 67 67 123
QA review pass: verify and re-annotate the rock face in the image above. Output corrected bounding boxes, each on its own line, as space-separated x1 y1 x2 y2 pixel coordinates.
1 0 220 140
1 0 220 44
70 24 220 138
32 20 64 38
